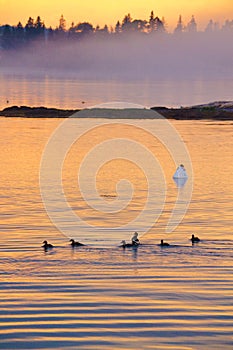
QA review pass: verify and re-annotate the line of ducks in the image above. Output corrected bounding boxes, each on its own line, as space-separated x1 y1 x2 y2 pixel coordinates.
159 234 200 246
120 233 200 248
42 233 200 250
42 239 85 250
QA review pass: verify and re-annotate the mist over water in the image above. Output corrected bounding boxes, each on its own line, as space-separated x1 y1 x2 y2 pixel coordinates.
1 30 233 80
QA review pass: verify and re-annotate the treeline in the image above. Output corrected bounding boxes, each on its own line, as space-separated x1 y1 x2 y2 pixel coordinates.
0 11 233 50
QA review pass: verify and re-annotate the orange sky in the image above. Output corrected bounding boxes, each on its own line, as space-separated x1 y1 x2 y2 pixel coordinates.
0 0 232 30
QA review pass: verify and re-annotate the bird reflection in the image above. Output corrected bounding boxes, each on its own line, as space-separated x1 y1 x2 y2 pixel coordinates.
132 245 138 261
173 177 187 188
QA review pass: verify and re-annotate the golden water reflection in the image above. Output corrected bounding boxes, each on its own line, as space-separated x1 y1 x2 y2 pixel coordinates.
0 117 233 349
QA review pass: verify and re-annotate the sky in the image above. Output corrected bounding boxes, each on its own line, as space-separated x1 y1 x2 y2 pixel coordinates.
0 0 233 30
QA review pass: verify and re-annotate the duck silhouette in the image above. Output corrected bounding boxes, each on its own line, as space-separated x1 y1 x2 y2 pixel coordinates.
191 234 200 243
120 240 137 248
70 239 85 247
42 240 53 250
160 239 170 247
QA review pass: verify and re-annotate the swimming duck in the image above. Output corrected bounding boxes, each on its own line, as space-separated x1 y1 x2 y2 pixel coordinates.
42 240 53 249
160 239 170 247
70 239 85 247
120 240 137 248
191 234 200 243
131 232 140 246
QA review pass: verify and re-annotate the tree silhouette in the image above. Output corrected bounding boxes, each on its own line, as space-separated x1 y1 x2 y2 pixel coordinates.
26 17 34 29
34 16 45 38
122 13 132 31
25 17 36 40
187 15 197 32
59 15 66 31
205 19 214 32
0 12 233 51
75 22 94 35
102 24 109 33
149 10 155 32
95 24 109 35
68 22 77 39
148 11 165 33
17 22 23 30
115 20 121 33
174 15 183 34
154 17 165 32
130 19 147 32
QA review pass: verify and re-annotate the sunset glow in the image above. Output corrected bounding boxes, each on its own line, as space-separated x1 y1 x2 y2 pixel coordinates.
0 0 233 30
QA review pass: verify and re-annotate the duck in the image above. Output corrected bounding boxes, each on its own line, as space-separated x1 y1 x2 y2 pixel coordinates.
42 240 53 249
160 239 170 247
131 232 140 246
70 239 85 247
120 240 137 248
191 234 200 243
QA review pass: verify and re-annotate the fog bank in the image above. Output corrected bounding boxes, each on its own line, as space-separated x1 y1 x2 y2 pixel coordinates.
0 31 232 80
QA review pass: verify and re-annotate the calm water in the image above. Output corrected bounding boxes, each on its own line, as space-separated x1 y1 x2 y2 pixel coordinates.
0 117 233 349
1 74 233 109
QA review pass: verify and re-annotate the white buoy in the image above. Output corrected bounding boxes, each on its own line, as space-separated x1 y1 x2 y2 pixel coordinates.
173 164 188 179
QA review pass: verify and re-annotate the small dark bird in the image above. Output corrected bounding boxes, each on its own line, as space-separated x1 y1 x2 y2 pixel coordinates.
120 240 137 248
191 234 200 243
81 101 85 104
42 240 53 249
160 239 170 247
70 239 85 247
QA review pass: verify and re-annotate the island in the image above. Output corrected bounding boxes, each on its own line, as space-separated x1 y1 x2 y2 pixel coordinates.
0 101 232 120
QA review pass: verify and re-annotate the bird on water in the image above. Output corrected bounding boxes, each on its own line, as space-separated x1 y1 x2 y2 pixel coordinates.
160 239 170 247
42 240 53 250
120 240 136 248
70 239 85 247
191 234 200 243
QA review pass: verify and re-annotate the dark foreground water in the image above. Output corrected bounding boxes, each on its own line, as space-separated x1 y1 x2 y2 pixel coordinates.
1 241 233 350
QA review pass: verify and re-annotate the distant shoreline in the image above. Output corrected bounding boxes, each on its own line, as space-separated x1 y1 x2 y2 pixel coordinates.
0 103 233 120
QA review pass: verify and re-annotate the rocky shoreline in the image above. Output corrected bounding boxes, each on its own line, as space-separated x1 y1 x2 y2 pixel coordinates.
0 106 77 118
0 102 233 120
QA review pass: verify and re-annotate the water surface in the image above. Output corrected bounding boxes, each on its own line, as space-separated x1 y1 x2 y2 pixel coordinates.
0 118 232 349
1 74 233 110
